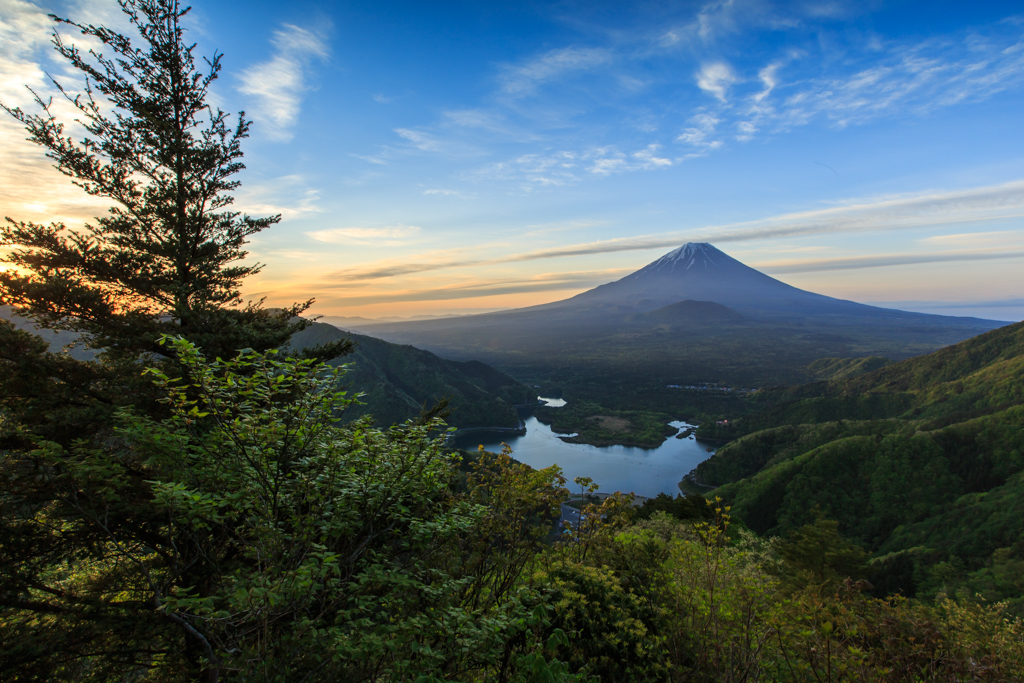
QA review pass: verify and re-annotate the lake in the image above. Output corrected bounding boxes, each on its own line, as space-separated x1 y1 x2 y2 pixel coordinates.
453 398 717 498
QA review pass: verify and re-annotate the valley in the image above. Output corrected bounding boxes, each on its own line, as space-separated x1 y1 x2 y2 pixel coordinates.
324 243 1007 446
0 307 537 432
341 244 1003 430
313 242 1024 613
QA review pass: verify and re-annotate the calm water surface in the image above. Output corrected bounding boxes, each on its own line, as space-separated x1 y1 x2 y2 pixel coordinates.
454 399 717 498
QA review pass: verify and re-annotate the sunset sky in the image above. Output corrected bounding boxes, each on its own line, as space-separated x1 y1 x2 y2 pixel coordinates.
2 0 1024 321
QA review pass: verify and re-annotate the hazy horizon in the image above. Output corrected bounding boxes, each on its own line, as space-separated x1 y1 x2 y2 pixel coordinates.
2 0 1023 321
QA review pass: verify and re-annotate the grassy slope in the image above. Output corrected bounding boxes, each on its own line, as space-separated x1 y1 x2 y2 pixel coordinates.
805 356 893 381
689 322 1024 601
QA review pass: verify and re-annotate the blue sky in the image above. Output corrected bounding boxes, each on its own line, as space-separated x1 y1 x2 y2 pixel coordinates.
2 0 1024 320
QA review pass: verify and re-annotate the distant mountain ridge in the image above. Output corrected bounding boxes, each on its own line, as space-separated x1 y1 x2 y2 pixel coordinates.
352 244 1003 390
362 243 999 329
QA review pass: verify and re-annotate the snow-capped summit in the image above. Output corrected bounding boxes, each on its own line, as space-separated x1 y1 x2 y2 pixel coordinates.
632 242 725 277
643 242 721 274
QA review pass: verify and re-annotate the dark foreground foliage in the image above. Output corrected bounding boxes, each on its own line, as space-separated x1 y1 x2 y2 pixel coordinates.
0 338 573 681
3 341 1022 681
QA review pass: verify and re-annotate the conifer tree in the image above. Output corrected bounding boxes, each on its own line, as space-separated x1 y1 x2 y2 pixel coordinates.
0 0 349 446
0 0 344 364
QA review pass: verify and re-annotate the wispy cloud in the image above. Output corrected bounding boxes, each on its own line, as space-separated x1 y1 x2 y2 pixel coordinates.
524 219 610 236
699 180 1024 243
722 27 1024 143
695 0 742 41
696 61 738 101
921 229 1024 246
423 188 465 197
238 23 329 141
499 46 612 96
394 128 442 151
475 144 678 188
631 145 673 169
328 252 478 280
0 1 121 229
754 60 784 101
0 0 51 67
235 175 322 218
318 269 631 306
350 152 389 165
587 145 673 175
756 247 1024 274
344 6 1024 192
676 111 723 150
265 249 323 259
441 108 544 142
501 179 1024 259
307 225 421 245
444 108 505 131
330 180 1024 280
393 127 483 156
476 151 579 188
479 8 1024 168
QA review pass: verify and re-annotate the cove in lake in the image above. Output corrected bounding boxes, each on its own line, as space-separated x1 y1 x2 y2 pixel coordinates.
453 399 717 498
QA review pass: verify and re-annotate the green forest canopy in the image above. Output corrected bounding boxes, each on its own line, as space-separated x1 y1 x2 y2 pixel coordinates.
693 321 1024 610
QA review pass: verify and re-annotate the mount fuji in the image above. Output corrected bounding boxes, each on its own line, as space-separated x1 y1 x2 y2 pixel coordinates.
345 244 1004 387
544 242 871 316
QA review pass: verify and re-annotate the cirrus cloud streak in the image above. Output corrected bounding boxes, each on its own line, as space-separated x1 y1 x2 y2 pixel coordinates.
328 179 1024 281
756 247 1024 274
308 225 421 245
317 269 630 306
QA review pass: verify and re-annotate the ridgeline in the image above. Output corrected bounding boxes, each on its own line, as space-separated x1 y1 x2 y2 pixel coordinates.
690 321 1024 609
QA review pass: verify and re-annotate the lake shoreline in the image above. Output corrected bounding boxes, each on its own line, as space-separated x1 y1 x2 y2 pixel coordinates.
453 406 717 498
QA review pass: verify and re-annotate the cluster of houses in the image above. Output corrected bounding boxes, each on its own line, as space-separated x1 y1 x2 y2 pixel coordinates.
665 383 755 393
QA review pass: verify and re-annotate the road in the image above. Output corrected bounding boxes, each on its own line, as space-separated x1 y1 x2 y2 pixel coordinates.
560 503 581 532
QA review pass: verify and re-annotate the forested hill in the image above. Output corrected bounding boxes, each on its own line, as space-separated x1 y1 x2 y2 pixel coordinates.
289 322 535 429
690 321 1024 606
1 307 534 431
698 320 1024 442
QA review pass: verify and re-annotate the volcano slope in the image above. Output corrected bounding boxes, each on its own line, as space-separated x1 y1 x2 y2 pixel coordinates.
690 321 1024 607
355 244 1004 414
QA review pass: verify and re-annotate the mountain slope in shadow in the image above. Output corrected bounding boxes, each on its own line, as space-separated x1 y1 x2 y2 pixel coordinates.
631 300 746 326
288 322 535 430
1 307 534 432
